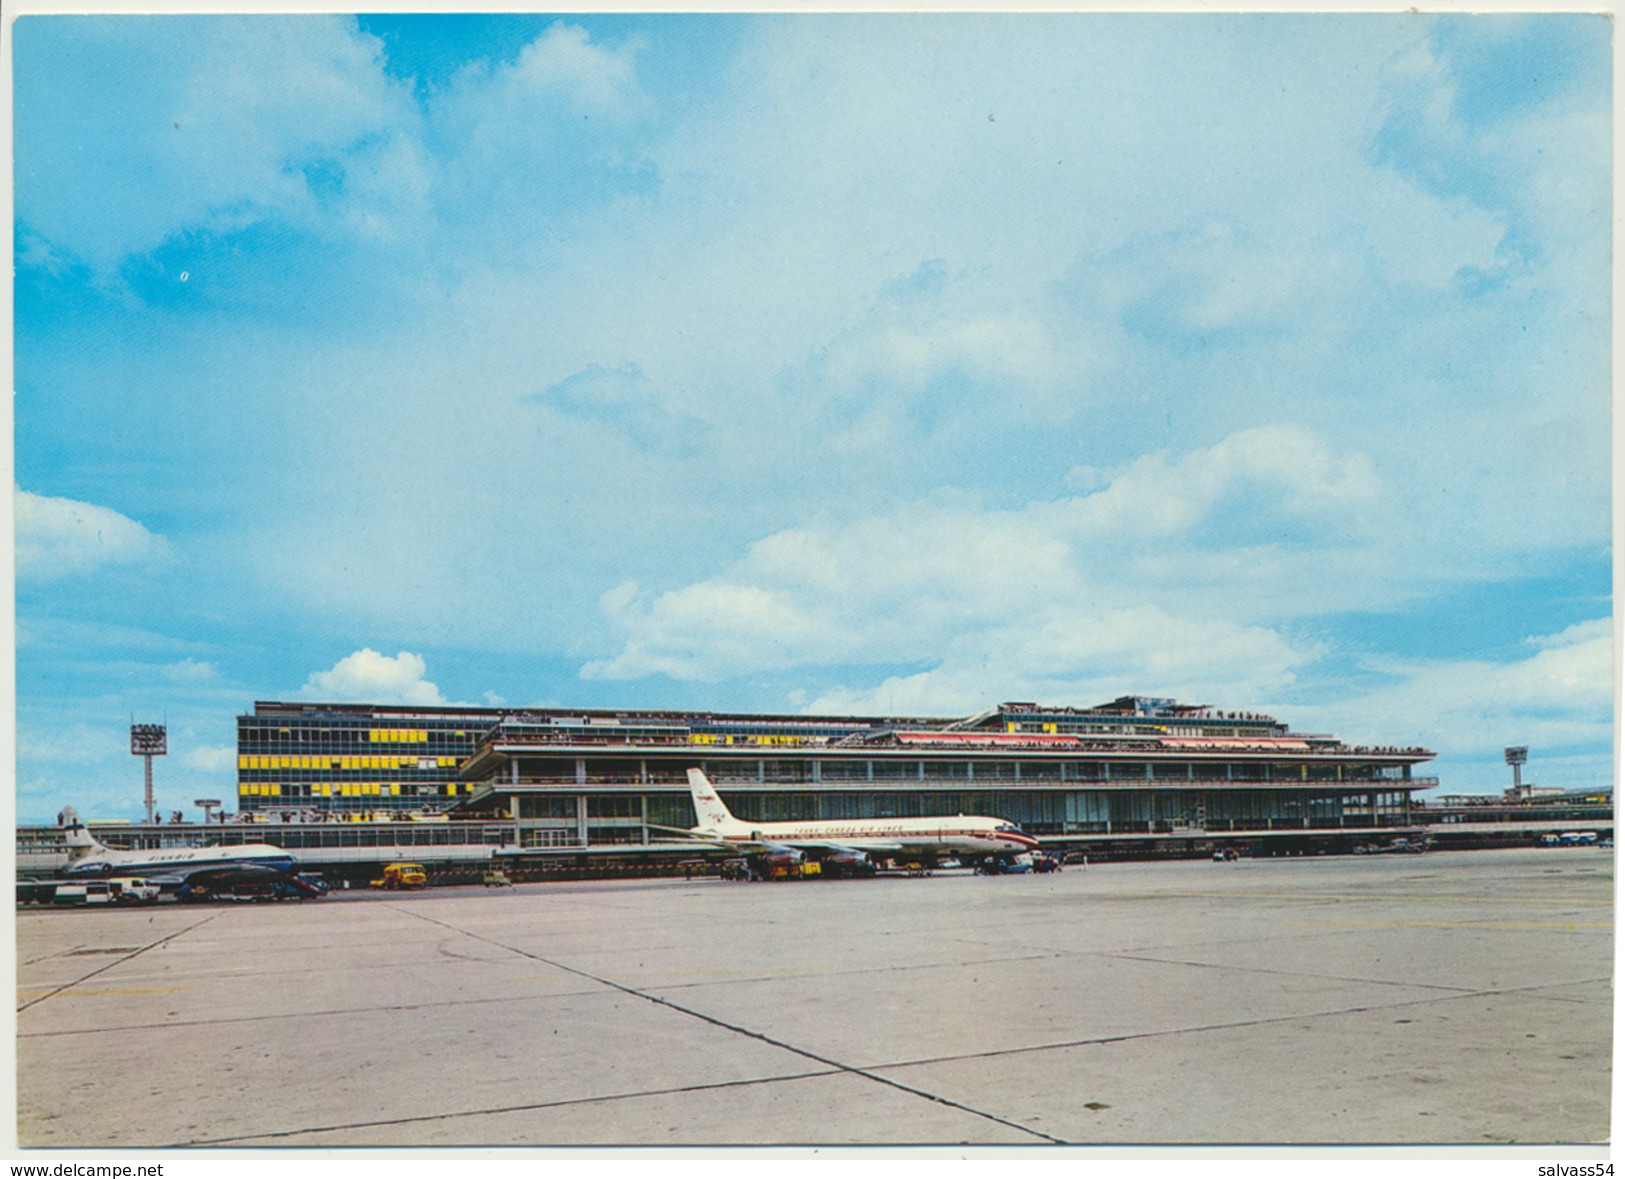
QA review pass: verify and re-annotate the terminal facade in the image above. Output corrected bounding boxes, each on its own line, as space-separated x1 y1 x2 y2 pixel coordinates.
236 697 1438 850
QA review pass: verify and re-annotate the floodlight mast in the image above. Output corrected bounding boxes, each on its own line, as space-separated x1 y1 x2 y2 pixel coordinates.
131 723 168 824
1504 746 1529 792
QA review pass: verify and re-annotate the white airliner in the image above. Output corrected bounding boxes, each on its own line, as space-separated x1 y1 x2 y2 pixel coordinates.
58 807 324 899
659 768 1041 871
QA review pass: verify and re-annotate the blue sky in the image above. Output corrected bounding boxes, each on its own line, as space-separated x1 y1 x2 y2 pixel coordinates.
10 13 1613 822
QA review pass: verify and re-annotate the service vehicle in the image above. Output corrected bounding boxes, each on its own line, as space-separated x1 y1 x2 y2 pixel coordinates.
108 877 161 904
371 862 428 890
53 881 111 905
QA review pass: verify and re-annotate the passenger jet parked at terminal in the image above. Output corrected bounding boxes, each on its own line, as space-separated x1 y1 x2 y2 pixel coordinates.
59 807 324 899
659 768 1041 871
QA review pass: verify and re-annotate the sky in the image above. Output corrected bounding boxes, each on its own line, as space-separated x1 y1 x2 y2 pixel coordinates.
9 11 1614 823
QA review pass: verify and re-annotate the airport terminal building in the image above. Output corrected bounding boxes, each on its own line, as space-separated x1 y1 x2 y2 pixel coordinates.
234 697 1438 854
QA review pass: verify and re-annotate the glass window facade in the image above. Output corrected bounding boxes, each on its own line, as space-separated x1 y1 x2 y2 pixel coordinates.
237 700 1434 844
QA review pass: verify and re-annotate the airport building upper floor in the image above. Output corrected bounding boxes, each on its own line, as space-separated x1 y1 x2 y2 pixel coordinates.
234 697 1435 814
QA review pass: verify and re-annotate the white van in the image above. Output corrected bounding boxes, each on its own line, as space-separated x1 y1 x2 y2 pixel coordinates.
108 877 161 904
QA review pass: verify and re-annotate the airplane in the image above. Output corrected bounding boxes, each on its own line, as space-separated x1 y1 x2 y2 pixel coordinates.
656 768 1042 875
57 807 326 900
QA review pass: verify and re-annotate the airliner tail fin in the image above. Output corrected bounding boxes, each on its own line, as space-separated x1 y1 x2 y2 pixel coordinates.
60 807 107 860
687 768 741 831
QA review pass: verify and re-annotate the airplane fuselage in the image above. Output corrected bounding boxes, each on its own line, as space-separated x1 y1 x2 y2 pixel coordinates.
66 845 296 878
699 816 1039 858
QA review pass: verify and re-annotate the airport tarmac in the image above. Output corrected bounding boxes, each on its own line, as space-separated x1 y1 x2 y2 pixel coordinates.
15 847 1613 1149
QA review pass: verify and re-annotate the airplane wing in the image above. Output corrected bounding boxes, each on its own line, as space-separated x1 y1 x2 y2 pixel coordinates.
649 827 903 862
150 864 290 891
789 839 905 855
645 824 745 851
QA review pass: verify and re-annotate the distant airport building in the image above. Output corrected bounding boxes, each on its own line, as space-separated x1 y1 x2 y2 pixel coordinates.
235 697 1438 850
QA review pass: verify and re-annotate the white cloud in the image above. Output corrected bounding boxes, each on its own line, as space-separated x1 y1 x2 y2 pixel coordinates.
15 16 422 274
528 363 708 454
805 609 1314 719
298 649 447 705
585 426 1377 686
1059 425 1392 563
429 21 651 229
164 658 218 683
1278 618 1614 758
15 490 169 581
183 744 236 773
16 722 127 767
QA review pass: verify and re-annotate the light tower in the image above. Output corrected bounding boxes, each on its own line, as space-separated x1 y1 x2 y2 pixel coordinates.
1504 746 1530 797
131 722 168 824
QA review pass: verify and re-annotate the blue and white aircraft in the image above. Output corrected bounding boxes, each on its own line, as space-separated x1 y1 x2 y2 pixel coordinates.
59 807 324 899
